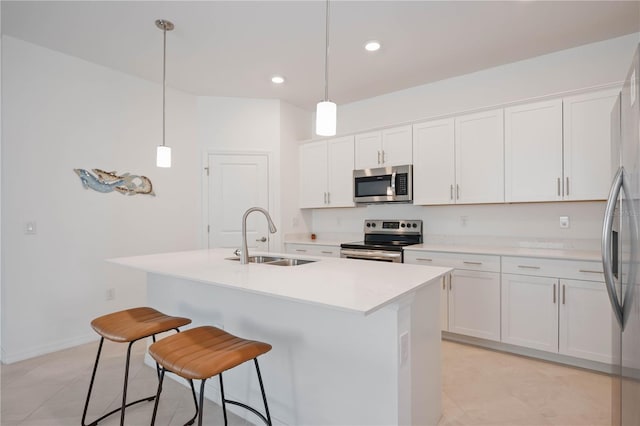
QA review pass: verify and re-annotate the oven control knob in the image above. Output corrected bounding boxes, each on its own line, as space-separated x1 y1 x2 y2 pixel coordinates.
401 223 406 228
412 223 417 228
371 223 376 228
366 223 371 227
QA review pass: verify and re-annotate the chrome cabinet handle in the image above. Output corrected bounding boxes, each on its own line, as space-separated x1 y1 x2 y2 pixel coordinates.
579 269 603 274
321 251 333 254
566 177 570 196
295 249 307 252
557 177 561 197
463 261 482 265
416 258 433 262
327 192 331 204
324 192 327 204
381 150 386 164
377 151 381 164
518 265 541 270
456 184 460 200
553 283 556 304
450 184 454 200
563 284 566 305
442 277 446 290
602 167 624 328
256 237 267 242
449 275 452 290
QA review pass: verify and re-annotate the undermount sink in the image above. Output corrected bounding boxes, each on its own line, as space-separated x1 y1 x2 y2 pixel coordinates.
226 255 316 266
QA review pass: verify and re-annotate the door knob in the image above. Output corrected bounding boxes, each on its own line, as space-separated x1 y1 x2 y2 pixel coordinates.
256 237 267 242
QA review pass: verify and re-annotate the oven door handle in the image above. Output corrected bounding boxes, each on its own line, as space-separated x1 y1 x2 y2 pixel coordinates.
340 249 402 261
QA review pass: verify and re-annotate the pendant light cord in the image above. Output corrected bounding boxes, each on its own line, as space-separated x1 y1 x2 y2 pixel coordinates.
162 25 167 148
324 0 330 102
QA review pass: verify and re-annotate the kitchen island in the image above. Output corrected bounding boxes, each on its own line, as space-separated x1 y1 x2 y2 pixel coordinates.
109 249 451 425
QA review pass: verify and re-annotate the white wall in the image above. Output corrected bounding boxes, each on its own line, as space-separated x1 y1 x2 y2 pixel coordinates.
197 96 311 251
1 36 200 363
308 33 640 247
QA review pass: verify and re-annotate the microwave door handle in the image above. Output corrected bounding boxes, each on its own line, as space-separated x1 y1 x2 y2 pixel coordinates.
602 167 624 328
390 171 396 196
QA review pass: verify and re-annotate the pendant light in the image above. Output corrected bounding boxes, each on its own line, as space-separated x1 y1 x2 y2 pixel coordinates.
316 0 336 136
156 19 174 168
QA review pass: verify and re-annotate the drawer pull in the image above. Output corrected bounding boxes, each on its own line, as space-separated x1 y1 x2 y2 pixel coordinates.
563 284 566 305
321 251 333 254
295 249 307 252
517 265 541 270
463 261 483 265
442 278 446 290
416 258 433 262
579 269 603 274
553 283 556 304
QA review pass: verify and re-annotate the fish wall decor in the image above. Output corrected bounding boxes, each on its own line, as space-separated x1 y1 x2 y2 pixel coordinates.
74 169 156 196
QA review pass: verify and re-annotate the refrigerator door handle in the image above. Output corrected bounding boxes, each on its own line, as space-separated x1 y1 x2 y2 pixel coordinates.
602 167 624 328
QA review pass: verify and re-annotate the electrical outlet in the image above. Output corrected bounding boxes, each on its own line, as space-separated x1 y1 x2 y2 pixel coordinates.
24 221 37 235
460 216 468 227
560 216 570 229
106 288 115 300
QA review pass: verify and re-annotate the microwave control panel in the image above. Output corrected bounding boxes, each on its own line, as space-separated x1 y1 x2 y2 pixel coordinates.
396 174 409 195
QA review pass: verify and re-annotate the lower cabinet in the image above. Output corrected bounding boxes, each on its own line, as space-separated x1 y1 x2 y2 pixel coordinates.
284 242 340 258
501 256 612 364
404 251 501 340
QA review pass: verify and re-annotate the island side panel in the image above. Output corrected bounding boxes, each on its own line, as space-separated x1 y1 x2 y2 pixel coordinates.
147 272 411 426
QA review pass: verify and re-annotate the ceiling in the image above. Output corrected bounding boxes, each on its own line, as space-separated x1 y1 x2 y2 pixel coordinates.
3 1 639 110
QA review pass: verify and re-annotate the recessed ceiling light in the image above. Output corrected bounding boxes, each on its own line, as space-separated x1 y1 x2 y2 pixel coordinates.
364 41 381 52
271 75 285 84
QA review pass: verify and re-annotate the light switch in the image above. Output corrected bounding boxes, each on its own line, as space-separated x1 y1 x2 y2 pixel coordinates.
24 221 37 235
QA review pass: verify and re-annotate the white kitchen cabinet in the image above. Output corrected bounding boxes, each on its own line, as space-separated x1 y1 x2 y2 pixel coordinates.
285 242 340 258
412 119 456 205
404 252 450 331
504 99 563 202
501 256 612 364
404 251 501 340
299 136 355 208
559 279 613 364
501 273 559 352
454 109 504 204
354 125 412 170
563 89 619 201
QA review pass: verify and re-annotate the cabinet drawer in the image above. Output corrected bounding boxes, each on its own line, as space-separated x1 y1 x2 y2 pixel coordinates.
285 243 340 258
502 256 604 282
404 251 500 272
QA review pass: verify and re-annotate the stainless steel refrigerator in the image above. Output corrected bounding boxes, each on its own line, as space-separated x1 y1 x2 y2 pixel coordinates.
603 43 640 426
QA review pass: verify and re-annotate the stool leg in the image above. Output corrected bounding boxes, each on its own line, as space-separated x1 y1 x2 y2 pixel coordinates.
219 374 228 426
150 368 165 426
198 379 207 426
81 337 105 426
184 380 198 426
254 358 272 426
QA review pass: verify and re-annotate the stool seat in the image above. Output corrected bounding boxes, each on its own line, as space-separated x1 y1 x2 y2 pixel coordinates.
149 326 272 380
91 307 191 343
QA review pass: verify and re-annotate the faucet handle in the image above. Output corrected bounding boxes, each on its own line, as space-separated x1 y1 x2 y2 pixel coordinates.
233 248 241 257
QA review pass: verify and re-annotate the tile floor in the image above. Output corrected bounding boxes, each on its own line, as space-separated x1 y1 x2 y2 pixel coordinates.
1 339 611 425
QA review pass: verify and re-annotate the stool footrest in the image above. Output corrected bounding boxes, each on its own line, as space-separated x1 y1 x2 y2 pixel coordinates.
82 394 156 426
224 399 270 425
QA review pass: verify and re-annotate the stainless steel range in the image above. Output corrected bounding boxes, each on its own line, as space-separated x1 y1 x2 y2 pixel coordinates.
340 219 423 263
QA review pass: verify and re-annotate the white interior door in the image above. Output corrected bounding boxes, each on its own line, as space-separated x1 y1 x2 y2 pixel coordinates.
208 154 269 250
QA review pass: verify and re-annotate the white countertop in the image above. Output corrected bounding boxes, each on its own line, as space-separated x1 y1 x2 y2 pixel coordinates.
404 243 602 262
109 249 451 316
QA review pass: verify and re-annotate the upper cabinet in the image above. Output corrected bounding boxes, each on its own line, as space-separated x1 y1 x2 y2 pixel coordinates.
455 109 505 204
505 99 563 202
563 89 619 201
299 136 355 209
505 89 619 202
413 109 504 205
354 125 412 169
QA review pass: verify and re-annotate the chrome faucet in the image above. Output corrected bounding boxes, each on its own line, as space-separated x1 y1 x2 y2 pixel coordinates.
240 207 277 264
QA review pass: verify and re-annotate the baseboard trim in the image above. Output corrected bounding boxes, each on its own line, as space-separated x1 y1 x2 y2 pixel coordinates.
442 332 615 374
1 333 98 364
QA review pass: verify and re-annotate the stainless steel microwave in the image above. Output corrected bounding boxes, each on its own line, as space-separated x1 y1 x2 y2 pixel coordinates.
353 165 413 204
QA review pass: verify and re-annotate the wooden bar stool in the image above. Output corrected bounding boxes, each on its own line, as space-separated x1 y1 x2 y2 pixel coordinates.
81 307 193 426
149 325 273 426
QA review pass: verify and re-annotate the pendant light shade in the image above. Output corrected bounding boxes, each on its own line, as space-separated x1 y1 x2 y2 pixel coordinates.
316 0 336 136
316 100 336 136
156 19 173 168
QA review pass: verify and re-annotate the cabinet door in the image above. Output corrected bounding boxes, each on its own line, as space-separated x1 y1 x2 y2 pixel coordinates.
413 119 456 205
381 125 413 167
448 270 501 341
505 100 563 202
354 131 382 170
299 141 328 208
455 109 504 204
559 279 613 364
563 89 619 201
501 274 559 352
327 136 355 207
